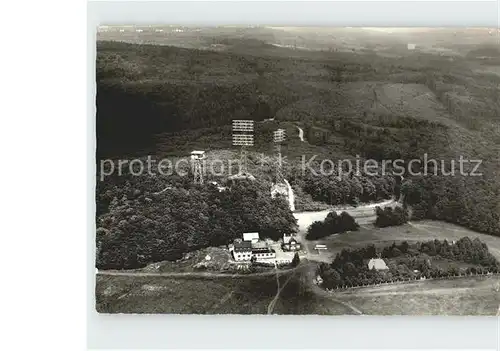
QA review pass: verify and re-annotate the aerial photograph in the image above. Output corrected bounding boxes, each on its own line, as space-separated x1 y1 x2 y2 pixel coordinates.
95 25 500 315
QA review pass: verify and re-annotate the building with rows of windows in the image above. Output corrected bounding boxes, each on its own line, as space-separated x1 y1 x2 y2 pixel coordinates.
230 233 276 262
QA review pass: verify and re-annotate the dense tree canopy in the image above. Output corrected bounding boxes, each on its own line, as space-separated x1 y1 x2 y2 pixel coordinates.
402 176 500 236
318 237 500 289
96 39 500 262
374 205 408 227
306 211 359 240
96 178 297 269
290 171 396 206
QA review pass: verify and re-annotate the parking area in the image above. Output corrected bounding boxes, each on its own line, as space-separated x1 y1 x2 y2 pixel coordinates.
269 242 296 263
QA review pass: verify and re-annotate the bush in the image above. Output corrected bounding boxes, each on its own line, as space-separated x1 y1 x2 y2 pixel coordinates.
375 205 408 227
306 211 359 240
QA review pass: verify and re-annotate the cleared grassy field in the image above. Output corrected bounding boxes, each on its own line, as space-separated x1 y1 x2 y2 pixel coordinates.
335 276 500 315
96 275 270 314
95 271 356 315
95 269 500 315
303 220 500 262
96 218 500 315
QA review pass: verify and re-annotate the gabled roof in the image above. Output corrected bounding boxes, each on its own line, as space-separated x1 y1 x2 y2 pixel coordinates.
368 258 388 270
252 247 275 254
234 241 252 252
252 241 268 249
283 234 298 244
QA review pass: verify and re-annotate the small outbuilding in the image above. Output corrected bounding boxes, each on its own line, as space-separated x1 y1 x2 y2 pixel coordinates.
282 234 301 252
243 232 260 244
368 258 389 271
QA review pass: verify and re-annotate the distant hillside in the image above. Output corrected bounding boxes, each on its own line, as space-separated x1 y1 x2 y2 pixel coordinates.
466 45 500 58
95 40 500 237
96 40 500 157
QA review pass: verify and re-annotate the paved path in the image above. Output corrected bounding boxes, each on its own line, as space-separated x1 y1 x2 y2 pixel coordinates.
283 179 295 211
297 126 305 142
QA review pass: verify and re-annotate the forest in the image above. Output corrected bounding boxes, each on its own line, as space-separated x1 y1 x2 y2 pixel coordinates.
401 176 500 236
96 39 500 257
289 169 397 206
318 237 500 289
96 176 297 269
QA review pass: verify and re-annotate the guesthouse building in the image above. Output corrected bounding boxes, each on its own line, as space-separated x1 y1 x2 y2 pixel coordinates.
232 240 252 261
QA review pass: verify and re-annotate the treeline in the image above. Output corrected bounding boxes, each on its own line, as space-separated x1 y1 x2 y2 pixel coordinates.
382 237 499 267
374 206 408 227
301 106 500 238
291 172 396 206
96 41 302 158
402 176 500 237
96 40 500 243
306 211 359 240
290 115 455 207
339 117 449 163
302 114 451 163
318 237 500 289
96 80 276 158
96 179 297 269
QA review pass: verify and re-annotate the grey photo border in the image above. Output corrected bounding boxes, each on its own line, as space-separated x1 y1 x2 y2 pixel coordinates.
87 1 500 349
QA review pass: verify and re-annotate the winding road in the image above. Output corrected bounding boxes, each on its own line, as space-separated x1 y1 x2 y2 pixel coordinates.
297 126 305 142
283 179 296 211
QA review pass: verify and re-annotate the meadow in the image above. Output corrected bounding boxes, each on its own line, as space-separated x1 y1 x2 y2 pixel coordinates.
96 220 500 316
335 276 500 315
303 220 500 262
95 270 356 315
95 28 500 315
96 264 500 315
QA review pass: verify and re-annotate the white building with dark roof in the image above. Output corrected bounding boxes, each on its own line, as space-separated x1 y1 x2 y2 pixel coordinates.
230 232 276 261
282 234 301 251
252 246 276 261
232 241 252 261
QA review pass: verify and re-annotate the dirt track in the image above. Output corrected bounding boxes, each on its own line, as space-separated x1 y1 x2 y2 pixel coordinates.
97 267 295 279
